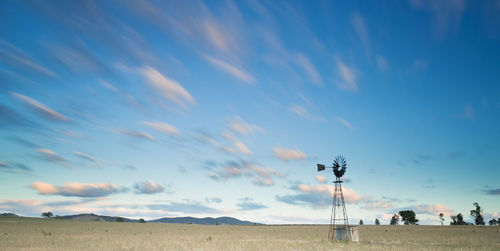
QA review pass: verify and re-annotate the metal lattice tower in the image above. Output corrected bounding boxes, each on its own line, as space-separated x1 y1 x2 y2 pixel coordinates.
317 155 351 242
328 176 350 241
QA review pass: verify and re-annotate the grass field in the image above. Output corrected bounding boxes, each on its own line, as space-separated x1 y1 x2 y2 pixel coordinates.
1 216 499 250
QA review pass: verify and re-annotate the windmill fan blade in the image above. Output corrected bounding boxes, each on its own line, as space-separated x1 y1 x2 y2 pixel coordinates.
317 164 325 171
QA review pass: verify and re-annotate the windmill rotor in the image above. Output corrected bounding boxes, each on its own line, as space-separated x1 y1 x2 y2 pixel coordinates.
332 155 347 178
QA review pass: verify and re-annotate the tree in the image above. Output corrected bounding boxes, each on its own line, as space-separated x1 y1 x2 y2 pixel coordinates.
390 214 399 225
375 219 380 225
42 212 53 218
116 217 124 222
450 213 467 225
470 202 485 225
399 210 419 225
139 218 146 223
439 213 445 226
488 219 497 226
359 219 364 225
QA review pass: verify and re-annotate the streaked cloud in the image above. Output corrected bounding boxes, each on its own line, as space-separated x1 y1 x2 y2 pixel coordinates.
276 183 365 209
409 0 465 38
237 197 268 211
289 104 308 117
396 203 454 216
228 117 261 135
350 12 371 59
36 148 70 167
289 104 325 122
335 117 354 130
11 92 68 121
484 188 500 195
120 130 154 141
140 121 180 136
273 147 307 161
0 161 32 174
376 55 389 71
335 59 358 92
140 66 195 107
0 40 56 77
207 160 284 186
73 151 100 168
203 55 255 84
32 181 127 197
134 181 165 194
294 53 322 85
148 200 221 214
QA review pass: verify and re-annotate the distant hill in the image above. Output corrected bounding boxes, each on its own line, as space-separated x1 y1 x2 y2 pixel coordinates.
150 216 260 225
0 213 18 217
56 213 138 222
3 212 261 225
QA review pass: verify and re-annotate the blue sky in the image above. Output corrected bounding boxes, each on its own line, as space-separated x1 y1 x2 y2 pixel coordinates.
1 0 499 225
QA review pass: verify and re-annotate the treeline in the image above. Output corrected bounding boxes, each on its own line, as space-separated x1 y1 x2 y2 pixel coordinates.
369 202 499 226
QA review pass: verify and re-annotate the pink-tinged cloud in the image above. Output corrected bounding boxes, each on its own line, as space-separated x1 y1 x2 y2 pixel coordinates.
11 92 68 121
120 130 154 141
315 175 326 183
412 204 454 216
140 66 195 107
277 183 365 209
296 184 363 204
32 181 127 197
228 117 261 135
273 147 307 161
140 121 180 136
335 117 354 130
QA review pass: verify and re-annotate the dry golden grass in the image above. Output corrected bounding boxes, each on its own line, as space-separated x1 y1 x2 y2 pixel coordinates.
1 216 499 250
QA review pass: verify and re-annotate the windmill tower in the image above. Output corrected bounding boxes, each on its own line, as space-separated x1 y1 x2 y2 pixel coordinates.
317 155 351 241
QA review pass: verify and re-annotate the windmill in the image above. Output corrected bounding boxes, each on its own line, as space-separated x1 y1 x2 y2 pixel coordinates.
317 155 352 241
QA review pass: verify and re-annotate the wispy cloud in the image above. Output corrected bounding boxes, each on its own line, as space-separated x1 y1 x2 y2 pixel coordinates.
148 200 221 214
464 104 474 120
0 161 32 174
276 183 365 209
228 117 261 135
36 148 70 167
273 147 307 161
294 53 322 85
396 203 453 216
0 40 56 77
120 130 154 141
11 93 68 121
140 121 180 136
73 151 100 168
32 181 127 197
315 175 326 183
140 66 196 107
409 0 465 38
484 188 500 195
208 160 284 186
335 117 355 130
134 181 165 194
237 197 268 211
376 55 389 71
289 104 325 122
335 59 359 92
203 55 255 84
350 12 371 59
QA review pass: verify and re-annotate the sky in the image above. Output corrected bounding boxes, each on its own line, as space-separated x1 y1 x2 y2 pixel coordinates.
1 0 499 225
